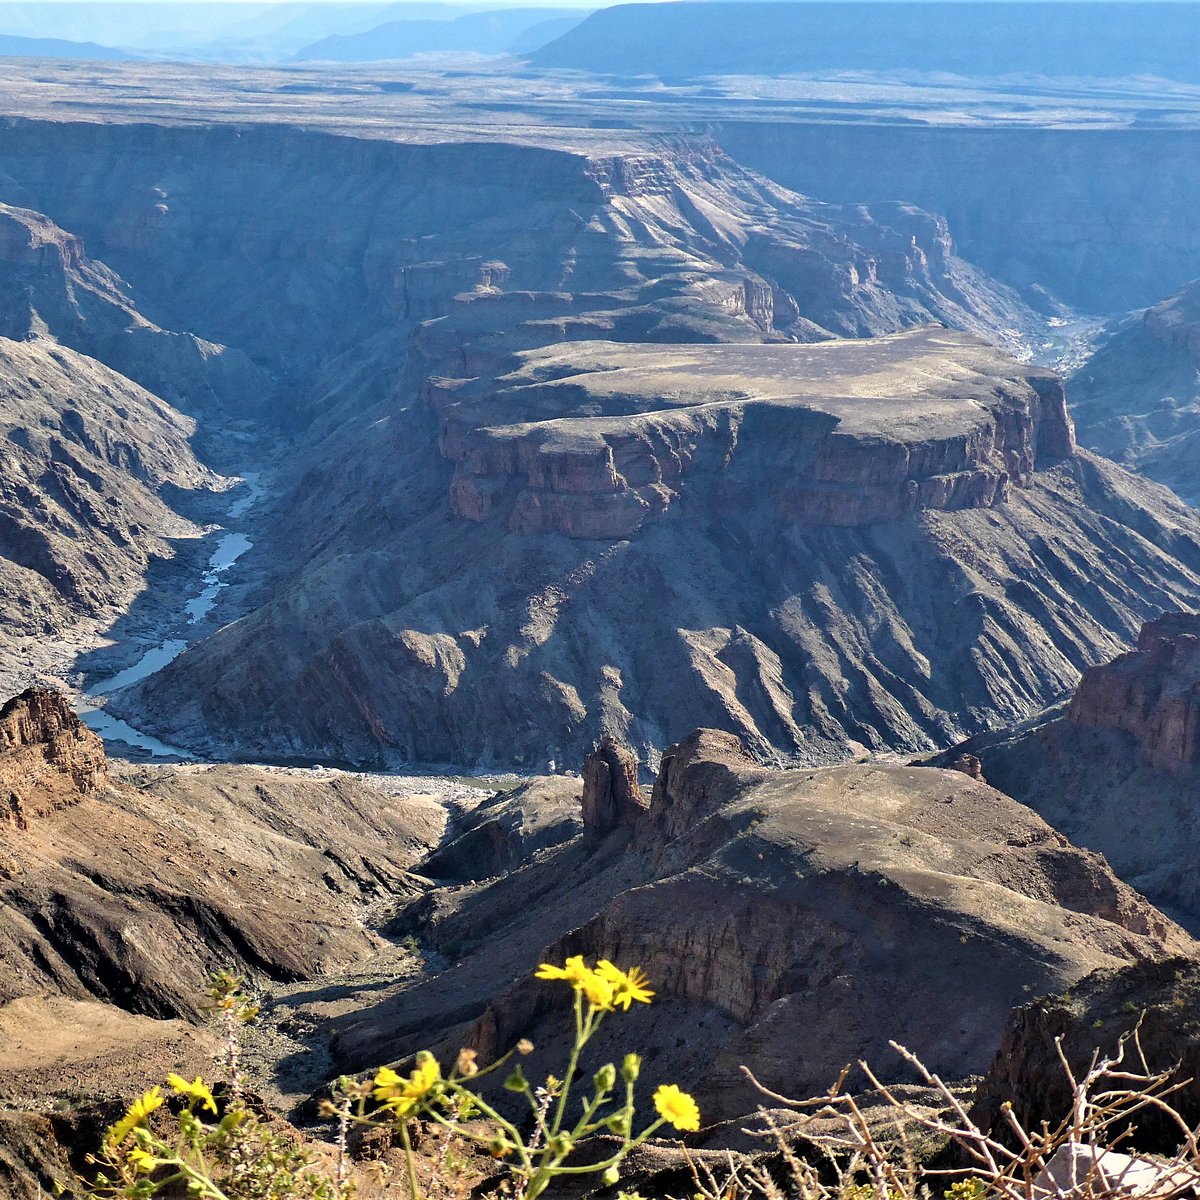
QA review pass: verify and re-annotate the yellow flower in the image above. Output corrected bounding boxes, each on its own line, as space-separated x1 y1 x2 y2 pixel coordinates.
534 955 591 987
373 1052 441 1118
653 1084 700 1132
166 1073 217 1114
127 1148 159 1175
106 1087 164 1147
535 955 617 1010
595 961 655 1009
579 970 615 1010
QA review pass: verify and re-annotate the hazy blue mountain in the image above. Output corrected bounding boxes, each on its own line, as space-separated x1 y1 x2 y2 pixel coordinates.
0 33 133 59
294 7 588 61
0 1 578 62
531 1 1200 82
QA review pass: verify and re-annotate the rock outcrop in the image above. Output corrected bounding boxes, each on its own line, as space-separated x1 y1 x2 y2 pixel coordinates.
0 690 106 827
332 729 1193 1121
972 956 1200 1153
1068 613 1200 771
581 736 645 834
935 613 1200 929
0 691 444 1018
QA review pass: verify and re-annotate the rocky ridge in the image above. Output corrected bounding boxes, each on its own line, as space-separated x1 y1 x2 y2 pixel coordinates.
0 689 444 1018
331 728 1194 1121
932 612 1200 928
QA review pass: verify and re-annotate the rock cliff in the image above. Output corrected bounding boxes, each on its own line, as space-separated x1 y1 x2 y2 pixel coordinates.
0 689 443 1018
715 122 1200 314
332 729 1193 1120
932 613 1200 929
0 115 1057 724
1069 613 1200 771
0 690 105 827
128 333 1200 769
972 956 1200 1153
440 330 1074 538
1068 279 1200 502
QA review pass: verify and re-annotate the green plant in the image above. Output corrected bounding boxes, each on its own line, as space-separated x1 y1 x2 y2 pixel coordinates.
345 956 700 1200
84 974 341 1200
83 959 699 1200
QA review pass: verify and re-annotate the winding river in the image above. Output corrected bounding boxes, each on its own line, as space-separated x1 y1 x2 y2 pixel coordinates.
74 473 265 759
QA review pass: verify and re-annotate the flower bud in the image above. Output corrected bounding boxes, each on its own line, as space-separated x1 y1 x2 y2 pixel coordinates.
606 1111 631 1137
621 1053 641 1083
594 1063 617 1093
602 1167 620 1186
547 1133 574 1156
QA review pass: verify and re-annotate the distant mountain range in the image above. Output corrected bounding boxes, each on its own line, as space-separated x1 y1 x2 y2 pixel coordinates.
292 7 587 62
0 33 133 60
0 1 589 63
530 1 1200 82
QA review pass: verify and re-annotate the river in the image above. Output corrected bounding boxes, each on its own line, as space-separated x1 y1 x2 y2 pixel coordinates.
74 473 265 760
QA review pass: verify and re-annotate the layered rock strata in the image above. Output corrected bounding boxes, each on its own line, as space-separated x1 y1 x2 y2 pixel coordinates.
933 613 1200 929
0 691 105 827
1069 613 1200 771
130 330 1200 768
0 690 442 1018
439 329 1075 538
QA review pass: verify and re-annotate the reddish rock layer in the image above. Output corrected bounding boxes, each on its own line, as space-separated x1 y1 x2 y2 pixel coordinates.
580 735 646 834
1068 612 1200 771
0 689 106 828
439 330 1076 538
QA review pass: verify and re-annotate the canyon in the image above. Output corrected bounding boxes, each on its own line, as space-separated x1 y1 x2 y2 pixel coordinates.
2 34 1200 1200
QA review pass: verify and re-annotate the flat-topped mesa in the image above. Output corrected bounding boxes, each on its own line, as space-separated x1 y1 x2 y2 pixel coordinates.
441 327 1076 537
1068 613 1200 772
0 688 106 827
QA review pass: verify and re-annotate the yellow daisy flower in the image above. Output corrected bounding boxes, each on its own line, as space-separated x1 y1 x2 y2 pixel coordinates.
106 1086 164 1147
127 1148 159 1175
653 1083 700 1132
373 1052 441 1117
534 955 591 987
166 1073 217 1114
535 955 620 1009
595 961 655 1009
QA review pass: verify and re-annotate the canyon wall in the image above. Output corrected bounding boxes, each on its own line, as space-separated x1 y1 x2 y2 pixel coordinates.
714 123 1200 312
933 613 1200 928
1067 278 1200 501
1 116 1197 769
